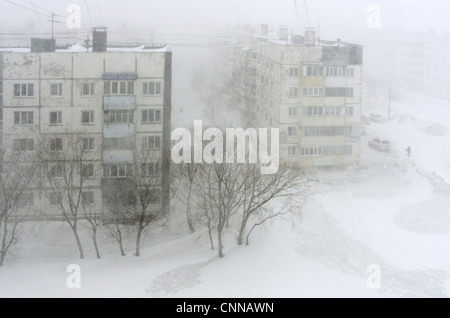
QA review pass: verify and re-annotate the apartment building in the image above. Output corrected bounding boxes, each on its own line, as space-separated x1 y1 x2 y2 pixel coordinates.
227 27 363 167
0 31 172 220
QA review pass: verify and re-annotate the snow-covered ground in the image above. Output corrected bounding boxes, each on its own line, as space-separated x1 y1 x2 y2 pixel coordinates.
0 89 449 298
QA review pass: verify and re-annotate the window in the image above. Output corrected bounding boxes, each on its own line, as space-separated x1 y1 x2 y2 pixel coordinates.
50 138 63 152
346 107 354 116
142 136 162 150
104 110 134 124
288 107 298 117
142 163 161 177
303 87 324 97
346 68 354 77
13 138 34 152
103 164 133 178
103 137 134 150
142 109 161 124
325 87 348 97
301 147 322 157
288 146 297 156
104 81 134 95
82 191 94 206
306 66 324 76
346 88 354 98
49 111 62 126
14 111 34 125
143 82 162 96
289 67 299 77
82 137 95 151
81 164 94 178
0 81 2 95
304 126 351 137
323 146 344 156
288 127 297 137
289 87 299 98
326 66 344 77
82 111 95 125
14 83 34 97
15 193 34 208
50 83 63 97
303 106 345 117
82 83 95 96
49 163 63 179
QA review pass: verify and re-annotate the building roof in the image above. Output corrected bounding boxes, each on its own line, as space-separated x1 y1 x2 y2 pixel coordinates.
0 43 170 53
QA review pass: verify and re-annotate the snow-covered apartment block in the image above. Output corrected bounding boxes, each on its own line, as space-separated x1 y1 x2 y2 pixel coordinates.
224 26 363 167
0 30 172 219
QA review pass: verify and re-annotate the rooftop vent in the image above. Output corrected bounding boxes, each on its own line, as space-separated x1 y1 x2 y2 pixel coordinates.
279 26 289 41
304 30 316 46
30 38 55 52
291 34 303 45
93 27 108 52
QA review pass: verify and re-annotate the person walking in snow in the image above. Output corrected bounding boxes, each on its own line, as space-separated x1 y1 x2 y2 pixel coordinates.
406 146 411 157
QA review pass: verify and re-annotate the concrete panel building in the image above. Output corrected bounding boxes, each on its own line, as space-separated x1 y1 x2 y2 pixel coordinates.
226 27 363 167
0 34 172 220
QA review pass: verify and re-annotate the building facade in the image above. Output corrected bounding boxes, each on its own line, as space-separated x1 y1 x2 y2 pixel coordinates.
0 38 172 220
227 28 363 167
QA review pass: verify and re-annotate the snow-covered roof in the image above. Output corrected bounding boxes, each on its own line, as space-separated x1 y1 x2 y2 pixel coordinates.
0 43 170 53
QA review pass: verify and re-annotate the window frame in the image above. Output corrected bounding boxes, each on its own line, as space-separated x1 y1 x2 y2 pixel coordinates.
142 109 162 124
14 111 34 125
142 81 162 96
82 83 95 97
81 110 95 125
103 81 135 96
50 83 63 98
49 111 63 126
142 136 162 150
14 83 34 98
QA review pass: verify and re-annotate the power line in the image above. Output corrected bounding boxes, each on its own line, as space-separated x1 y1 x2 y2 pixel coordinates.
97 0 104 26
4 0 51 18
303 0 312 29
29 0 46 31
84 0 94 27
294 0 305 30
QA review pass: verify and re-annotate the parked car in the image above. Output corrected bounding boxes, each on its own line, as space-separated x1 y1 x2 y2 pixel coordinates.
369 138 391 152
369 113 388 124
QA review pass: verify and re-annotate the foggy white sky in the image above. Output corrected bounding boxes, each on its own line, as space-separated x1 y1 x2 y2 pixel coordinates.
1 0 450 43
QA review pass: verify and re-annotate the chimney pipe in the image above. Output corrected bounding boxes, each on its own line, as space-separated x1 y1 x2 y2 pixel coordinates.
93 27 108 52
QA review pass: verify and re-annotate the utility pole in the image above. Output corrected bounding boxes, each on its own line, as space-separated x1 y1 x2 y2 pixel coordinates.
51 12 54 51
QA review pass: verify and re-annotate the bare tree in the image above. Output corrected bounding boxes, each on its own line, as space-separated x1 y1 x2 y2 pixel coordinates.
36 132 102 260
81 203 102 259
103 211 131 257
194 163 246 258
0 140 37 266
237 163 309 246
103 149 169 257
177 162 198 233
